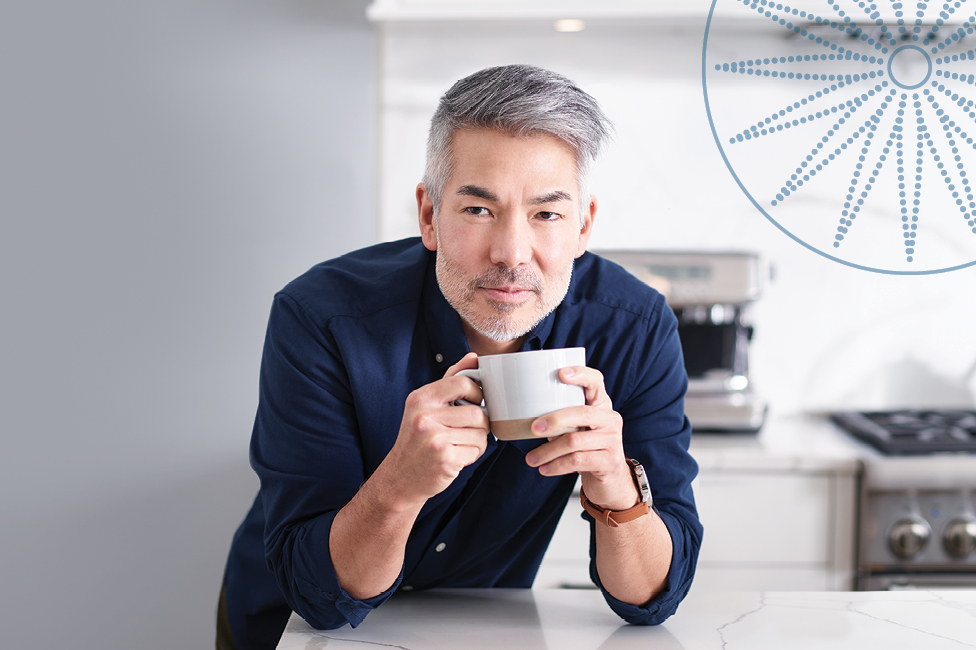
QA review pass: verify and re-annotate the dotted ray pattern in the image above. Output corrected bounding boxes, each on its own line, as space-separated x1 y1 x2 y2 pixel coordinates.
704 0 976 273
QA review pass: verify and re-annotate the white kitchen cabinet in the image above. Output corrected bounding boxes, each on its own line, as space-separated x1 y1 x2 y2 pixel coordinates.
696 472 832 564
536 417 862 592
692 468 857 591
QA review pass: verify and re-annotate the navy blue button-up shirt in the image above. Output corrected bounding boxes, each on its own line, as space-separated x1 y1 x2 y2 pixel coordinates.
222 238 701 648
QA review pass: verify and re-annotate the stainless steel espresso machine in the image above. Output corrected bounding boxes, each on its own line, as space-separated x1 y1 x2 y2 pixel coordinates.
596 250 767 433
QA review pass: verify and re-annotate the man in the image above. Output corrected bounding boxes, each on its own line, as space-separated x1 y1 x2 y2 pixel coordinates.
218 64 701 650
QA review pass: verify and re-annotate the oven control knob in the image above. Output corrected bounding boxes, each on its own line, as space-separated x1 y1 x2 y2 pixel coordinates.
943 518 976 558
888 518 931 559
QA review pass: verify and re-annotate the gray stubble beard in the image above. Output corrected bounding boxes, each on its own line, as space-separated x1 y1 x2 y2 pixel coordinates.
434 247 574 343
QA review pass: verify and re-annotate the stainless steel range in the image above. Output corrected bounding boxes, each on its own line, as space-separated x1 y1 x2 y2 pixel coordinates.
831 410 976 589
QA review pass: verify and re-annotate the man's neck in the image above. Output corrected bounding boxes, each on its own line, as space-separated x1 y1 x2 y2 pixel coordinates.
462 321 526 357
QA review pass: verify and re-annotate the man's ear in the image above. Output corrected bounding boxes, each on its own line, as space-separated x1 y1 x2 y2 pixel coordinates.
417 183 437 251
575 195 597 258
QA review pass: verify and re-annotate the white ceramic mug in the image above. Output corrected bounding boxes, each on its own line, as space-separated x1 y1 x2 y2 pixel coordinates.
456 347 586 441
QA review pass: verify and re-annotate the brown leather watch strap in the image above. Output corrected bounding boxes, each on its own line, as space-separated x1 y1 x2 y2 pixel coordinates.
579 487 650 528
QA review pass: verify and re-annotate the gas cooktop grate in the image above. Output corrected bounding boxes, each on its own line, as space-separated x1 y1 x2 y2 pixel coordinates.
829 410 976 455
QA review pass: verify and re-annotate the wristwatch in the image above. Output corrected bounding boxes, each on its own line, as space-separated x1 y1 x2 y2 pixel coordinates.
627 458 652 505
579 459 652 528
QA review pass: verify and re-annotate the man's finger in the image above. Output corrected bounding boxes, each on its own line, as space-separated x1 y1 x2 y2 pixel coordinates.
558 365 610 406
412 373 484 409
530 403 622 439
444 352 479 377
527 427 613 465
435 402 490 431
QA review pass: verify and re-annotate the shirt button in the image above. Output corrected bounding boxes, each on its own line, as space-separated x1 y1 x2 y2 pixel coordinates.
435 353 444 363
402 585 413 591
435 542 447 553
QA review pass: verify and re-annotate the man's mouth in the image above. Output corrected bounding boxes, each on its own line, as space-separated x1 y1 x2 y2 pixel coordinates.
470 266 542 306
480 285 535 303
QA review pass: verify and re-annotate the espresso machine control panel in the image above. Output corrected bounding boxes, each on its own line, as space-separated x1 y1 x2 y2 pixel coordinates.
596 250 767 433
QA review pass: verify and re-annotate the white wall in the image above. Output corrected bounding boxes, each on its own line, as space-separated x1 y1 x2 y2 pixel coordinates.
0 1 375 647
375 16 976 419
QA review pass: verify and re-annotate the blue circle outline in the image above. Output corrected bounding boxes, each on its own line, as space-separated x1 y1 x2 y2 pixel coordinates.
702 0 976 275
887 44 932 90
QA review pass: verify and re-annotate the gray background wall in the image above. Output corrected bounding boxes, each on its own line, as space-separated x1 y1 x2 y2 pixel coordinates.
0 1 375 647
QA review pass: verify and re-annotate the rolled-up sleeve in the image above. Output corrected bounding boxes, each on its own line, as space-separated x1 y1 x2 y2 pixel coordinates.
249 291 393 630
587 500 701 625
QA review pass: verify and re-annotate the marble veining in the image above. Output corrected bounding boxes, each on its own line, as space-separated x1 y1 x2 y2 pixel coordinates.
699 592 976 649
844 594 967 646
276 588 976 649
299 632 411 650
715 592 767 649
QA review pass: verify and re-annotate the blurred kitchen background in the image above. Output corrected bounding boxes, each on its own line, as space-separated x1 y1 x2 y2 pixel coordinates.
3 1 976 648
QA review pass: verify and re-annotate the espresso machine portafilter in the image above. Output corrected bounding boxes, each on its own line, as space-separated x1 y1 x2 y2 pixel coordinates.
596 250 767 433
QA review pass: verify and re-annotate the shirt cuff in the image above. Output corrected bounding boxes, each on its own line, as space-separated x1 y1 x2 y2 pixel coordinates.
586 508 698 626
294 566 403 629
274 510 405 630
333 573 403 628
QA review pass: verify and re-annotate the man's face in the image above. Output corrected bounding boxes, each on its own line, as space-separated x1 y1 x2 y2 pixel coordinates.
418 128 596 351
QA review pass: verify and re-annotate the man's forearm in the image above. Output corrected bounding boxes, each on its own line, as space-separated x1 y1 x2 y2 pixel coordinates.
594 509 673 606
579 456 674 606
328 356 489 601
329 466 426 601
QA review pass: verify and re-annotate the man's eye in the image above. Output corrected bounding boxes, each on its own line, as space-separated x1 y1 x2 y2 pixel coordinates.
464 207 491 216
537 211 562 221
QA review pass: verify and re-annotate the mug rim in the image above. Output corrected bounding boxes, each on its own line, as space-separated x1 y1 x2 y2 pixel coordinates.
478 346 585 360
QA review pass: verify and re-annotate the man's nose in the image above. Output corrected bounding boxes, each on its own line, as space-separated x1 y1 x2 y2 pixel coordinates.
488 215 532 268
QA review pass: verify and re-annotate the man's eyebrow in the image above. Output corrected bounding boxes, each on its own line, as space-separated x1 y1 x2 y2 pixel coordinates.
531 190 573 205
456 185 498 201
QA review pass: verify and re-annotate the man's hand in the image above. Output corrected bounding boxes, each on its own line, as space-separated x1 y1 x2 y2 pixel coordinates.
382 352 491 508
330 352 490 600
523 366 637 511
523 364 672 606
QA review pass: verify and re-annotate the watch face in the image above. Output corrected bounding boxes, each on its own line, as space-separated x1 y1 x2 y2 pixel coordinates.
628 459 652 504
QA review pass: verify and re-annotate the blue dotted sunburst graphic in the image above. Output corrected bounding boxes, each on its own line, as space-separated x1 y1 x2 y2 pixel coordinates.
703 0 976 273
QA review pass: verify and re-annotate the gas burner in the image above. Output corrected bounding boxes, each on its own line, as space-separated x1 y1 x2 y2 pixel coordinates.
830 410 976 456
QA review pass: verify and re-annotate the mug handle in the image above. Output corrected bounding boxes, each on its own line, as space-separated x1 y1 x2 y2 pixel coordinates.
454 368 488 415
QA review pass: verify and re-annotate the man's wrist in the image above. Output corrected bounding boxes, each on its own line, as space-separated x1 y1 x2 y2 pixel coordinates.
580 487 650 527
364 459 429 515
581 458 654 512
581 461 642 511
580 460 652 527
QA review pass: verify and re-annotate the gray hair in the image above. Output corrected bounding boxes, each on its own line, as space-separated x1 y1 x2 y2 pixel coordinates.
423 64 613 223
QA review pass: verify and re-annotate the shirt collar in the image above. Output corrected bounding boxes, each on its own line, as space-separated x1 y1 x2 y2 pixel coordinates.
422 251 575 367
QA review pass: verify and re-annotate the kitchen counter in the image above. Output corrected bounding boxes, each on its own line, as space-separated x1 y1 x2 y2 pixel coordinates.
276 588 976 649
689 413 865 473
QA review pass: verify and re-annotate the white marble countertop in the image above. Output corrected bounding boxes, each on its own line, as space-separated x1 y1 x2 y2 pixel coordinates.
689 413 866 473
276 588 976 649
